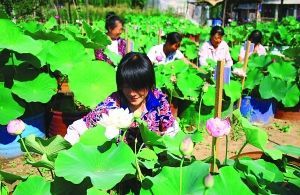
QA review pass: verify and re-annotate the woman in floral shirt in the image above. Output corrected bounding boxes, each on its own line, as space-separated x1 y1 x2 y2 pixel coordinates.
94 12 126 66
65 52 179 145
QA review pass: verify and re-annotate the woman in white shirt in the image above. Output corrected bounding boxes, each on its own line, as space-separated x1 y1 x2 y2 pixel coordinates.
198 26 233 83
198 26 233 67
147 32 185 65
95 12 126 66
238 30 266 62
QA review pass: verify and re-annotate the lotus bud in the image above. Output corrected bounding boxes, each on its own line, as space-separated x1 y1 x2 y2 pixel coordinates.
133 110 142 118
170 74 176 83
7 119 25 136
156 56 163 62
179 136 194 157
202 82 209 93
204 174 214 188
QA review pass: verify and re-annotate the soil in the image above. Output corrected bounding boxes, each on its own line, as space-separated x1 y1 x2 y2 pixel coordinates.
1 118 300 192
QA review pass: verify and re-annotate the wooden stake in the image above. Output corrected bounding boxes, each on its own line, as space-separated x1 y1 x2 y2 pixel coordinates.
125 27 130 54
237 40 251 109
158 29 162 44
211 60 225 172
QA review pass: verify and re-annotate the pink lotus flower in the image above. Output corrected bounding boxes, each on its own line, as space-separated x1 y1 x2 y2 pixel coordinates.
179 136 194 157
156 56 163 62
204 174 214 188
54 15 60 19
206 117 231 137
7 119 26 135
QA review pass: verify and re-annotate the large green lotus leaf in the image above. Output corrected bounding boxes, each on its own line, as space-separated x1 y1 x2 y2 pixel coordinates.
21 20 43 33
259 76 287 101
0 83 25 125
79 125 107 146
68 60 116 108
46 40 89 74
27 30 67 44
224 80 242 102
248 54 272 68
139 120 165 148
275 145 300 157
230 45 241 62
267 61 296 82
0 19 42 55
241 117 268 150
206 166 253 195
281 84 300 107
12 73 57 103
167 60 189 73
90 30 111 49
238 159 284 183
177 72 203 100
13 176 51 195
140 161 209 195
55 142 136 190
244 68 264 90
44 17 57 30
20 134 71 161
202 86 215 106
36 40 55 66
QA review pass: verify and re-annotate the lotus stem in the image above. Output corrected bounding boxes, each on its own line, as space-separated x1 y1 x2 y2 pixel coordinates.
134 138 144 182
179 157 184 195
224 135 228 165
235 141 248 166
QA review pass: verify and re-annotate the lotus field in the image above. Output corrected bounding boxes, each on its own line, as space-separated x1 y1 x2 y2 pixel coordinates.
0 12 300 195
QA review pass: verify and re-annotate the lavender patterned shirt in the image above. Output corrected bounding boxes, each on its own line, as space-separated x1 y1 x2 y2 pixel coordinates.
83 88 175 134
94 38 126 64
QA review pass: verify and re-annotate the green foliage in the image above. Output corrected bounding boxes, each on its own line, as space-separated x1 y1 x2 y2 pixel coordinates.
13 176 51 195
0 83 25 125
275 145 300 157
206 166 253 195
55 142 136 190
140 161 210 195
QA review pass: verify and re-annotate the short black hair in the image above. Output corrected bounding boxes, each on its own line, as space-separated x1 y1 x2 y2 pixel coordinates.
210 26 225 36
166 32 182 44
116 52 155 91
248 30 263 45
105 12 124 31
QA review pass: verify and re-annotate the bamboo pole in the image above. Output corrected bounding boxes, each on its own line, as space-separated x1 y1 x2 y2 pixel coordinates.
125 26 130 54
237 40 251 109
158 29 162 44
211 60 225 172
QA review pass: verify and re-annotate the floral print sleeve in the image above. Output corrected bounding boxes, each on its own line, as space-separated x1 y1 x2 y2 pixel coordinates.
94 49 114 66
83 92 120 128
154 90 175 132
118 38 126 57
